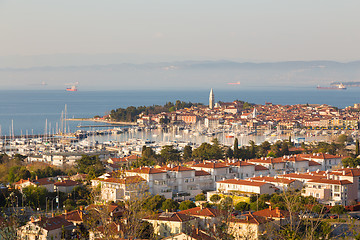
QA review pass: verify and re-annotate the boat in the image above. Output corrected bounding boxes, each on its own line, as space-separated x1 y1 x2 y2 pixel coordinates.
66 86 78 91
317 83 346 90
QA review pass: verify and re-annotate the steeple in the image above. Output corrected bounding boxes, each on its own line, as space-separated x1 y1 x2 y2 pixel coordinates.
209 88 214 109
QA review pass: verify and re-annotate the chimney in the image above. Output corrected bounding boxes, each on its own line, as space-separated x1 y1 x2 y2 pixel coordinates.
64 209 68 219
35 176 38 180
275 207 280 216
31 217 35 222
117 224 121 232
52 212 54 218
269 206 272 211
200 204 203 210
39 216 42 221
28 178 30 181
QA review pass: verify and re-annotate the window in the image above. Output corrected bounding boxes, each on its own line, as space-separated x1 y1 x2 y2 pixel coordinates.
334 186 340 192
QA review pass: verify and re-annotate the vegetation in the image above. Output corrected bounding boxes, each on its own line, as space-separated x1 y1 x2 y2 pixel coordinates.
110 100 202 122
179 200 196 210
195 193 206 201
161 199 179 212
75 155 105 178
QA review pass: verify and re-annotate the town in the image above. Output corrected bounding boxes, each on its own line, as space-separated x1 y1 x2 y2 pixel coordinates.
2 90 360 239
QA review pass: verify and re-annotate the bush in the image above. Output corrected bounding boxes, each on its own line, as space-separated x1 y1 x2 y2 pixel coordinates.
210 194 221 203
195 193 206 201
179 200 196 211
235 202 250 212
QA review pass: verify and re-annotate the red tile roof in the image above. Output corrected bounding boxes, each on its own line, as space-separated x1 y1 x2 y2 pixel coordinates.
178 207 223 218
32 216 73 231
230 213 272 225
217 179 269 187
255 165 269 171
253 207 290 218
250 176 295 184
307 179 352 185
144 212 196 222
126 167 166 174
170 166 194 172
193 162 229 169
54 180 81 187
195 170 211 176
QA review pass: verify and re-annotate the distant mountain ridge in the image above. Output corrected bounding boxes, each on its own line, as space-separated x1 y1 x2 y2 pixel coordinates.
0 60 359 90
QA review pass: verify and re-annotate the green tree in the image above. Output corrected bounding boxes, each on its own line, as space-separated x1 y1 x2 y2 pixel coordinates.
250 200 267 211
235 202 250 212
179 200 196 210
160 145 180 164
330 205 345 217
220 197 233 211
76 155 104 177
161 199 179 212
210 194 221 203
22 185 48 209
183 145 192 161
225 147 233 159
195 193 206 201
143 195 166 212
233 138 240 158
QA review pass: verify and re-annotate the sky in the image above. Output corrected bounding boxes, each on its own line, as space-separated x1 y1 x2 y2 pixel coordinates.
1 0 360 67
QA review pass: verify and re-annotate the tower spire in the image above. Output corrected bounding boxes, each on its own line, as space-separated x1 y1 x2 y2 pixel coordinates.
209 88 214 109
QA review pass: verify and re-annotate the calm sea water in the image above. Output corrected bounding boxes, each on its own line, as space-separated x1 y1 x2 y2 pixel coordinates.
1 88 360 136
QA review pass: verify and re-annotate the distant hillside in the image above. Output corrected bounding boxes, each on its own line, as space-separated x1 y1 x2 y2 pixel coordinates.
1 60 359 90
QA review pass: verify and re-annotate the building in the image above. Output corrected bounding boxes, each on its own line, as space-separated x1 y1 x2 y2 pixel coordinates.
216 179 277 196
209 88 214 110
98 176 148 202
17 216 74 240
143 212 197 238
228 213 273 240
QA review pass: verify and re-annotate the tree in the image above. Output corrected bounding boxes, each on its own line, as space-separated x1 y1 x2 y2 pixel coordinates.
225 147 233 159
210 194 221 203
179 200 196 210
220 197 233 211
233 138 240 158
250 200 267 211
195 193 206 201
330 205 345 218
76 155 104 177
160 145 180 164
192 139 224 160
183 145 192 161
143 195 166 212
235 202 250 212
161 199 179 212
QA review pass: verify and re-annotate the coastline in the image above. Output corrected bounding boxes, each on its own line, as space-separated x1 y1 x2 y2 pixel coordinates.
66 118 138 126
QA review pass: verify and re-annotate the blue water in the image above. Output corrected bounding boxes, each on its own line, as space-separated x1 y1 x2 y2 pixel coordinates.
1 88 360 135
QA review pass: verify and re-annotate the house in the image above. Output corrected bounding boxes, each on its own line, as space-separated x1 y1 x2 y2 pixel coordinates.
162 229 215 240
228 213 273 240
98 176 148 202
54 180 82 193
17 216 74 240
126 167 172 199
143 212 198 238
300 153 343 171
192 162 231 190
303 178 353 206
249 176 303 191
178 206 224 228
89 222 123 240
15 176 55 193
252 206 291 226
216 179 277 196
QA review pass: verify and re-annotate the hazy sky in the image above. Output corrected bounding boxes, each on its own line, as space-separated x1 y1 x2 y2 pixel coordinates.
1 0 360 65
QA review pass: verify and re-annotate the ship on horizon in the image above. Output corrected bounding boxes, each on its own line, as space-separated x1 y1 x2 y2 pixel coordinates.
65 82 79 91
317 83 346 90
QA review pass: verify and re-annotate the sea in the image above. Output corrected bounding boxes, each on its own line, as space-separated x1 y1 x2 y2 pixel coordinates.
1 87 360 137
